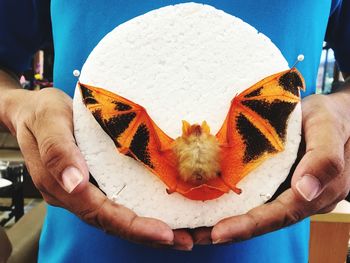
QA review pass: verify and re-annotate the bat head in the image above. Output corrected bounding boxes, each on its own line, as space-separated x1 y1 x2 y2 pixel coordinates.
181 120 211 137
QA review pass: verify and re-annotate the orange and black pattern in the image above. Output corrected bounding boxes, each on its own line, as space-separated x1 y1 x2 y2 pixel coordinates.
79 68 304 201
216 68 304 192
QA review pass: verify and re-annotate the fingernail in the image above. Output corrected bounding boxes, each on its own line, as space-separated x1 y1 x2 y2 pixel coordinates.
296 174 321 201
173 244 193 251
212 238 232 245
61 166 83 193
194 237 212 245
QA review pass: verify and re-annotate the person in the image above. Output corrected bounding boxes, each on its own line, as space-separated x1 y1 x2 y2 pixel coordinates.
0 0 349 262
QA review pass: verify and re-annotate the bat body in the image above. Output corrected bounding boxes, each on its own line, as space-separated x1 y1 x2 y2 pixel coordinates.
79 68 305 201
172 120 221 184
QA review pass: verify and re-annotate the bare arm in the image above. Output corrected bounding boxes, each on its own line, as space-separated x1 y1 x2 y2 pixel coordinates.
0 69 22 132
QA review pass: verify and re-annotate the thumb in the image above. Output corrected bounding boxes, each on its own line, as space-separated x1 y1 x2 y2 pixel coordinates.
31 107 89 194
291 106 345 202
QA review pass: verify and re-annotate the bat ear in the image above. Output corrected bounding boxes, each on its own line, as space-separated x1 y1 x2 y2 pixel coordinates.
182 120 191 136
201 121 211 134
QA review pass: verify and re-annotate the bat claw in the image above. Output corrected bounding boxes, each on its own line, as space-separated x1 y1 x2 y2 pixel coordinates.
166 188 176 195
233 187 242 195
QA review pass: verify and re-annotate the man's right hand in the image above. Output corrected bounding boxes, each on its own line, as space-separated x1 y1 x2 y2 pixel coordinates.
0 72 194 250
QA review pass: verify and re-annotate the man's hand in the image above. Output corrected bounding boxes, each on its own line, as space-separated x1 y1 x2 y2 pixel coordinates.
0 83 193 250
197 92 350 244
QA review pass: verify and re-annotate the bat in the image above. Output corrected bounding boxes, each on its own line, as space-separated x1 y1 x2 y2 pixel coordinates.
78 68 305 201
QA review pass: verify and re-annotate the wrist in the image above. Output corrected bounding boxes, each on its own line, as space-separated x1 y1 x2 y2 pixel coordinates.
0 88 31 134
330 82 350 105
332 76 350 99
0 69 23 133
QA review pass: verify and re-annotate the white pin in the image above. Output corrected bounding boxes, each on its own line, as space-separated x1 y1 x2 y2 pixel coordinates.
260 193 272 201
112 184 127 201
291 54 304 68
297 54 304 62
73 69 81 77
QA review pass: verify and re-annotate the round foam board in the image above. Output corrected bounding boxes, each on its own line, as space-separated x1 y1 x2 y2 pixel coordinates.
73 3 301 229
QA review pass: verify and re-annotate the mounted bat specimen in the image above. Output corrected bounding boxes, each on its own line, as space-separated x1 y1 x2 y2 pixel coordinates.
78 68 305 201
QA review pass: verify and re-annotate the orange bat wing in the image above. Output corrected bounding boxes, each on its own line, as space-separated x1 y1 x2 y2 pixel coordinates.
79 83 178 190
79 83 228 200
216 68 305 192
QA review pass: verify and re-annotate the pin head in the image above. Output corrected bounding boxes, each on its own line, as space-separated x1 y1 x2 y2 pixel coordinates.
73 69 81 77
297 54 304 62
291 54 305 68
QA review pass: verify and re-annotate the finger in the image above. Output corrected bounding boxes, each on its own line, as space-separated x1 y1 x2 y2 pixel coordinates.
318 203 337 214
192 227 212 245
211 177 347 245
16 123 63 200
26 90 89 194
58 183 174 245
211 190 313 244
172 229 194 251
291 99 346 201
52 180 175 245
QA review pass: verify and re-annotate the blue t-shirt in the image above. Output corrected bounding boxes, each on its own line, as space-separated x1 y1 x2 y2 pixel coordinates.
1 1 350 262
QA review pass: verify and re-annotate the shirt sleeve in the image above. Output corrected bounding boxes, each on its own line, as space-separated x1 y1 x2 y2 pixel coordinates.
0 0 52 74
325 0 350 73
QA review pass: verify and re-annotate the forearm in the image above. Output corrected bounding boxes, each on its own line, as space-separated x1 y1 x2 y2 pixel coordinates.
333 71 350 98
0 69 23 133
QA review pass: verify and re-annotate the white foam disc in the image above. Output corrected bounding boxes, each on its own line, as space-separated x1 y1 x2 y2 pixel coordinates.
73 3 301 229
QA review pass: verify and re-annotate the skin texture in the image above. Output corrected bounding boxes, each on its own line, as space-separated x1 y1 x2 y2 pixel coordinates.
1 69 350 250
